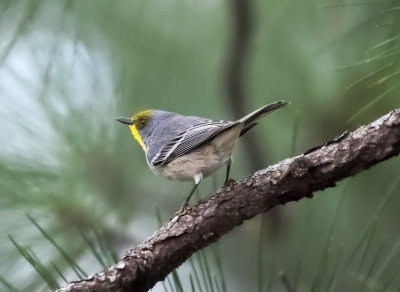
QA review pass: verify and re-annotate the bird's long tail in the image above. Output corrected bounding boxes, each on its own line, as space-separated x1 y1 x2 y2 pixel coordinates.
239 100 289 136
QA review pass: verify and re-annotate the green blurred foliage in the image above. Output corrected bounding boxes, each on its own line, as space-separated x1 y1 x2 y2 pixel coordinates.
0 0 399 291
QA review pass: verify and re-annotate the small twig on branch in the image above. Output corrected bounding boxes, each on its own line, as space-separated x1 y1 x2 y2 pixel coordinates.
58 109 400 292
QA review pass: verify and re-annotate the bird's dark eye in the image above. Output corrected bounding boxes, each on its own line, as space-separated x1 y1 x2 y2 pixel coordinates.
136 118 147 130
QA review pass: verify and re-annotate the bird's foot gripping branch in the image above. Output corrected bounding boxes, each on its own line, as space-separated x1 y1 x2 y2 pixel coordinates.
59 109 400 292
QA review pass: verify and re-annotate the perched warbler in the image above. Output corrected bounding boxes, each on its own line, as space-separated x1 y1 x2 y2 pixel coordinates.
117 100 288 210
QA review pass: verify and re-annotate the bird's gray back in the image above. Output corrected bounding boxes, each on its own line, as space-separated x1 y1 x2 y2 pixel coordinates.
144 111 210 163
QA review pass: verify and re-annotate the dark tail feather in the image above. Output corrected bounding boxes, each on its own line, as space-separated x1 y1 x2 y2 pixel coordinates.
239 100 289 128
239 122 257 137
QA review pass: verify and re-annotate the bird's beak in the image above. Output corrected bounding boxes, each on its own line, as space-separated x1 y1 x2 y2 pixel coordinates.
116 117 134 125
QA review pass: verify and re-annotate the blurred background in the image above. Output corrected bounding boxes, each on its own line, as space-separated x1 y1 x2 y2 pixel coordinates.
1 0 400 291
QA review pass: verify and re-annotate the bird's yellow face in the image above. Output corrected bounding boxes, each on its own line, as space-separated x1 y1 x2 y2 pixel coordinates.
130 110 152 152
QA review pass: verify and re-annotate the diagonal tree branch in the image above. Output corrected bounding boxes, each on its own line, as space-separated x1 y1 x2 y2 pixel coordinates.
58 109 400 292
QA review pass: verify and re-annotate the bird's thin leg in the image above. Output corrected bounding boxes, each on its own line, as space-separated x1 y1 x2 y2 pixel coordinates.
177 173 203 214
181 182 200 210
224 159 232 185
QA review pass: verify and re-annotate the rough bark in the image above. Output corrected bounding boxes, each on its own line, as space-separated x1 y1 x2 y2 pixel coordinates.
58 109 400 292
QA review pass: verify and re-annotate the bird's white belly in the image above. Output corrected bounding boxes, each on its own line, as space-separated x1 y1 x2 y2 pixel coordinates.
150 124 243 181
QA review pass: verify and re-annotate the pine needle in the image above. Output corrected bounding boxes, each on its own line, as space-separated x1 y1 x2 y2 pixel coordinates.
376 22 400 27
171 270 184 292
293 206 313 291
0 0 43 67
265 215 282 292
313 186 347 291
197 251 211 292
320 1 391 9
212 244 227 292
190 258 204 292
367 35 400 51
345 62 394 90
213 274 221 292
8 236 59 290
80 231 108 270
381 7 400 14
357 224 376 274
368 69 400 87
93 230 118 266
372 235 400 282
346 174 400 265
189 274 196 292
279 271 294 292
200 250 215 292
290 110 299 156
0 274 20 292
166 274 175 292
361 237 386 290
346 83 399 123
326 247 343 292
26 213 87 279
257 215 265 292
51 261 68 284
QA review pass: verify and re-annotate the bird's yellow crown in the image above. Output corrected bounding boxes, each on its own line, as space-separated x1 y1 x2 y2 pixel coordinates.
129 110 153 152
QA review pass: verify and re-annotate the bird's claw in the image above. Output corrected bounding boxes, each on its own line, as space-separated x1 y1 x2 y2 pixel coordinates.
174 205 191 217
224 178 236 187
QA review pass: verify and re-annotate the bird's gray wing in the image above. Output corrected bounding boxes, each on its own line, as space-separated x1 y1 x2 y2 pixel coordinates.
150 120 237 166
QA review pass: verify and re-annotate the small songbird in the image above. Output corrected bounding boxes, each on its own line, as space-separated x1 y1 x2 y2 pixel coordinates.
117 100 288 211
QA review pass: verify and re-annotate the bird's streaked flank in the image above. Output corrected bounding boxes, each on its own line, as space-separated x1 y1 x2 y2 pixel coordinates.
117 100 288 211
